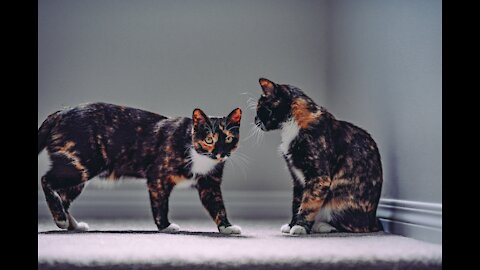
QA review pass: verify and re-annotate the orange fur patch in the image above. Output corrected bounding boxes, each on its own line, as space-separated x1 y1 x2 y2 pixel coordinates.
300 194 325 221
168 175 186 185
330 178 351 188
318 176 332 187
196 134 217 153
214 214 221 225
291 98 322 129
195 140 213 152
229 109 242 124
56 141 89 181
328 196 374 212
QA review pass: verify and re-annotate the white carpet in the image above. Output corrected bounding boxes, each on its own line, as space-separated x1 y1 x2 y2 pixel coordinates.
38 219 442 270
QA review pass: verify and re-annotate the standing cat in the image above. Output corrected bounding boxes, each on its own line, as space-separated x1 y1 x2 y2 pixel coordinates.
38 102 243 234
254 78 383 235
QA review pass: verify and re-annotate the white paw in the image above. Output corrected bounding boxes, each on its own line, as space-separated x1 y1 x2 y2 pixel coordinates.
311 222 337 233
73 222 90 231
159 223 180 233
219 225 242 234
281 223 291 233
289 225 307 235
55 220 69 229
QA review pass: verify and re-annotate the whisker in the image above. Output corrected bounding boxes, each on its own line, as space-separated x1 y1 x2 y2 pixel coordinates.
234 150 251 161
242 122 261 142
228 155 248 182
240 91 256 98
231 151 250 166
254 124 265 145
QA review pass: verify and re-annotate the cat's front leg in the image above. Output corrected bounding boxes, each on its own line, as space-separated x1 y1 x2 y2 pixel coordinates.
196 176 241 235
290 176 331 235
281 184 304 233
281 155 305 233
147 178 179 233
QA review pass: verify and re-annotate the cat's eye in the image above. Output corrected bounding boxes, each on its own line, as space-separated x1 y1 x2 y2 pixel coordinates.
205 137 214 144
225 136 234 143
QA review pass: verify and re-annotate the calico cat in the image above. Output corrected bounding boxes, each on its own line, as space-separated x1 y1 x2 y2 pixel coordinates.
38 102 243 234
254 78 383 235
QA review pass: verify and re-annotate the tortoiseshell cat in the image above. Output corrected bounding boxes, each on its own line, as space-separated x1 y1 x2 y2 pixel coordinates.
38 102 243 234
254 78 383 235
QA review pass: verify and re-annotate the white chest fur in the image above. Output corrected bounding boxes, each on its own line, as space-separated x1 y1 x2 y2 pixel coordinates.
190 148 220 176
291 166 306 186
279 119 304 185
279 118 300 154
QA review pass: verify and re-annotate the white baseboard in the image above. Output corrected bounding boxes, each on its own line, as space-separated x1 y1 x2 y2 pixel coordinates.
377 198 442 244
38 190 441 244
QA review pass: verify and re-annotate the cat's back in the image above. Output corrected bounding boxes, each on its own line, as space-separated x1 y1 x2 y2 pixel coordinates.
330 119 380 155
57 102 166 125
49 102 168 147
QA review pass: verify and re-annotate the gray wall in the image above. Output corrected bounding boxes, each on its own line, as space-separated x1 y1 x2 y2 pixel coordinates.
325 0 442 203
38 0 328 191
38 0 441 204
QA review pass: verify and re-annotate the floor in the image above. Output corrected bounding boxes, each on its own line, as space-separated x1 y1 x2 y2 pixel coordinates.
38 218 442 270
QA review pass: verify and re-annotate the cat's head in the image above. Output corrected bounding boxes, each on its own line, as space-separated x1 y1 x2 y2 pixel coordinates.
192 108 242 161
254 78 294 131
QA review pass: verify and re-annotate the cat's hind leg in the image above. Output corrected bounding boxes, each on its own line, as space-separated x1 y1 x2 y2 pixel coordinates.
290 176 331 235
41 155 88 230
147 177 179 233
58 183 89 231
311 222 338 233
310 206 338 233
41 176 69 229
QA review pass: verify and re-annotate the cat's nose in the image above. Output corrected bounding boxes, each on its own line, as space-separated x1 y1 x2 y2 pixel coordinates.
215 154 226 161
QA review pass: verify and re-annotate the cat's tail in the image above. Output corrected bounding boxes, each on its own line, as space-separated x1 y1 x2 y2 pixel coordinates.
38 111 61 155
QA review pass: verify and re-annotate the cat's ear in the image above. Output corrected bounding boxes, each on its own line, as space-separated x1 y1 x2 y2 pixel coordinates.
259 78 276 96
227 108 242 125
192 108 210 129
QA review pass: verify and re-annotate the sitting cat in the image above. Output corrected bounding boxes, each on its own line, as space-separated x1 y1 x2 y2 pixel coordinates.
38 102 242 234
254 78 383 235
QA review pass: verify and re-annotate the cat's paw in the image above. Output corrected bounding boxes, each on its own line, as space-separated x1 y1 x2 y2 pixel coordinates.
280 223 291 234
55 219 69 230
159 223 180 233
72 222 90 232
311 222 337 233
289 225 307 235
219 225 242 234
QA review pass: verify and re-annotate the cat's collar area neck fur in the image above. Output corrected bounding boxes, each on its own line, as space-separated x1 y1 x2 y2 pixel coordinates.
279 118 300 154
189 148 221 176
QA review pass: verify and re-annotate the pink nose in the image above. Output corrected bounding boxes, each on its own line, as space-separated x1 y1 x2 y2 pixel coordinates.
216 154 224 160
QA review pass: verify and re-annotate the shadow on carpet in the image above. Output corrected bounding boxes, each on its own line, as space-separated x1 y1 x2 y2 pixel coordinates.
40 230 250 238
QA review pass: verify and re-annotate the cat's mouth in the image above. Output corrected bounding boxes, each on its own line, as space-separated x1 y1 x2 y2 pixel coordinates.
206 152 230 162
215 153 231 162
192 149 229 162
